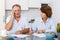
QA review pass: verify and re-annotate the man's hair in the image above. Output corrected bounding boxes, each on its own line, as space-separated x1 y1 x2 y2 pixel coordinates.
40 5 52 18
12 4 21 9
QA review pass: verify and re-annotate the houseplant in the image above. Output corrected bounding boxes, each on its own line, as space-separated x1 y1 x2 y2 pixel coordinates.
57 23 60 40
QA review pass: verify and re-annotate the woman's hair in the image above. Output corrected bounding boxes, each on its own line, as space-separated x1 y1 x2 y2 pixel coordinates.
40 5 52 18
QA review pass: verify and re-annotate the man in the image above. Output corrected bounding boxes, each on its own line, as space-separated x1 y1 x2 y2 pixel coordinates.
5 4 29 35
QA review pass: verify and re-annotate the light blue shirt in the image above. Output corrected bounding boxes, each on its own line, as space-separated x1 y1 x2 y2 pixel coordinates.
32 18 56 33
6 16 28 34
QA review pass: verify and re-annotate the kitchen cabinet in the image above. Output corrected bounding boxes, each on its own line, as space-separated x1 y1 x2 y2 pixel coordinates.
5 0 28 10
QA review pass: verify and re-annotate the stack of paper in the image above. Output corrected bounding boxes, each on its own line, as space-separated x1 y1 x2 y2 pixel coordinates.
10 34 30 38
33 33 46 38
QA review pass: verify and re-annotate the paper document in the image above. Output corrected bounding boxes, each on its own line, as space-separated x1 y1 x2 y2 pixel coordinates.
10 34 30 38
33 33 46 37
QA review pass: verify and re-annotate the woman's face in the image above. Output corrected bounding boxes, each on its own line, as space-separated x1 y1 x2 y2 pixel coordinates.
40 12 47 19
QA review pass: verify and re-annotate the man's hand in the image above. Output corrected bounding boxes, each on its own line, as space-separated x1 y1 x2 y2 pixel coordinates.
15 31 22 35
11 10 14 18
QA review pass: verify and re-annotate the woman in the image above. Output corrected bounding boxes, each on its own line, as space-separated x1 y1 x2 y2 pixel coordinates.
30 5 56 40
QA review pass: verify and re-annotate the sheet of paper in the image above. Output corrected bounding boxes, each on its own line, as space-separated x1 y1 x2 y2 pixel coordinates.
33 33 46 38
10 34 30 38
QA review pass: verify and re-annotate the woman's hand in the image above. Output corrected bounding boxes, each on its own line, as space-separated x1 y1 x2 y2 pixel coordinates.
42 30 46 33
29 30 33 34
47 32 54 34
37 30 45 34
37 30 43 34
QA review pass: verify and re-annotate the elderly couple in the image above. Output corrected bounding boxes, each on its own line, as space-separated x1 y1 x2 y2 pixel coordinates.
5 4 56 40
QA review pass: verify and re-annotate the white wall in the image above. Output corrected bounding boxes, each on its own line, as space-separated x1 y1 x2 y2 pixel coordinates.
29 0 41 8
0 0 5 30
50 0 60 26
5 0 28 10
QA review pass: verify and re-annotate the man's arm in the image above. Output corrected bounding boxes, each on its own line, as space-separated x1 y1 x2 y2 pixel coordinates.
15 28 30 34
22 28 30 34
5 12 14 31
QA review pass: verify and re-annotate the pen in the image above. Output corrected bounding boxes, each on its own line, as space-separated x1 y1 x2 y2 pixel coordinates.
13 36 17 38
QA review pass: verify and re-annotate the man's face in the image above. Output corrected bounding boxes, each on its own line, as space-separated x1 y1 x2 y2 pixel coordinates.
12 6 21 17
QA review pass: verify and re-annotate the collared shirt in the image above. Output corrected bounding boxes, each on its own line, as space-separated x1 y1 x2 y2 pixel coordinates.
32 17 56 33
6 16 28 34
